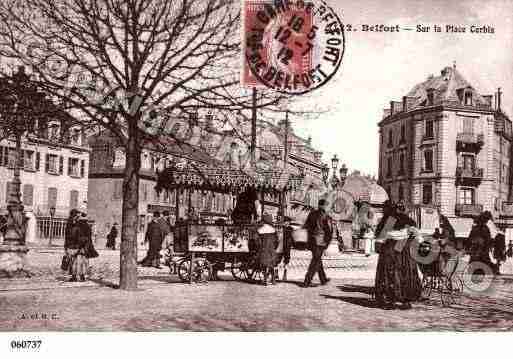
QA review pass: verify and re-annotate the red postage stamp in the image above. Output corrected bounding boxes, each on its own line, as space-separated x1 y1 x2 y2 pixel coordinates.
242 0 344 95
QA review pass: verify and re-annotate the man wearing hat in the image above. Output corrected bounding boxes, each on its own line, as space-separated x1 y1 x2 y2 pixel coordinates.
303 199 333 287
139 211 164 268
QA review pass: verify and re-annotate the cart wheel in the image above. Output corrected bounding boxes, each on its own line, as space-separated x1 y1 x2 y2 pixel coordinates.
231 259 250 281
440 276 462 307
421 276 433 299
178 259 191 282
178 258 212 283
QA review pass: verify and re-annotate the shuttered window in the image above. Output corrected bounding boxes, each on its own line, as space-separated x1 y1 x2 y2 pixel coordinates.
35 152 40 171
59 156 64 175
48 187 58 208
69 190 79 209
22 184 34 206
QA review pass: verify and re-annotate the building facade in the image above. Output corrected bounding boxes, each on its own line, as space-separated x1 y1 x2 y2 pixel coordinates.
378 64 512 231
0 125 90 244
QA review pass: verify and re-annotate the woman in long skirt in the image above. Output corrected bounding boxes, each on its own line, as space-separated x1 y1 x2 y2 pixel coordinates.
374 201 422 309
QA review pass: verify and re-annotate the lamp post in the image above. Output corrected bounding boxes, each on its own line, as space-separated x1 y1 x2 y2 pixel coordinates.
322 154 348 190
321 155 349 255
49 206 56 247
0 66 49 277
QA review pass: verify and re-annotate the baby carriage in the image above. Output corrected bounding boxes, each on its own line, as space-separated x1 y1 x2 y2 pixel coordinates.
418 240 464 306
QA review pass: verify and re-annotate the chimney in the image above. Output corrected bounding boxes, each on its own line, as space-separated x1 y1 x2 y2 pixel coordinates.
497 87 502 111
402 96 416 112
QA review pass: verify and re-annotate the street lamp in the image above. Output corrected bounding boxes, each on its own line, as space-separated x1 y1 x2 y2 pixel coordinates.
0 66 50 277
331 154 339 171
49 206 56 247
322 155 348 190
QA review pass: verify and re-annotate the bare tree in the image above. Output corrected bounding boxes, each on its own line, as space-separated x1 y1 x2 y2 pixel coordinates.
0 0 303 289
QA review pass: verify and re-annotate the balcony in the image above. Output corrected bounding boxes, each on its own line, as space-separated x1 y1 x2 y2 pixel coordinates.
456 166 483 184
501 202 513 217
456 132 484 152
455 203 483 217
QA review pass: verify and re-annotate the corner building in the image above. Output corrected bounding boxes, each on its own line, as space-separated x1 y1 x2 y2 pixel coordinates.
378 64 512 232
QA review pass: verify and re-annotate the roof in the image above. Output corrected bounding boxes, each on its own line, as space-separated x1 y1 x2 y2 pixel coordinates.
341 174 388 205
405 65 489 109
381 65 494 126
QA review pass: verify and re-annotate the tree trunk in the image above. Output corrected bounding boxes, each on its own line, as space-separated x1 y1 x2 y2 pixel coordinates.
119 123 141 290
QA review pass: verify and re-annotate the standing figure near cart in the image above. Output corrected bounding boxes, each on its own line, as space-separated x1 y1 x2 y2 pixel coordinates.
139 212 164 268
256 213 279 286
303 199 333 287
231 188 261 224
374 201 422 309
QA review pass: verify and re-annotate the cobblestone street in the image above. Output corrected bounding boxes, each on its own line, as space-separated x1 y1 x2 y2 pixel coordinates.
1 247 512 331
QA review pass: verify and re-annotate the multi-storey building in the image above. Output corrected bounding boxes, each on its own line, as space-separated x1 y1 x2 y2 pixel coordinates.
378 64 512 230
0 120 90 244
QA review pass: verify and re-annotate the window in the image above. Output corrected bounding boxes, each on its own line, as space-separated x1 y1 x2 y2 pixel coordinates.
23 150 35 171
70 128 81 146
7 147 16 168
69 190 79 209
422 183 432 204
48 123 60 141
387 157 393 177
387 129 393 147
113 180 123 200
45 154 60 174
398 184 404 201
459 188 474 205
0 146 5 166
399 152 405 175
463 117 474 134
80 160 85 177
140 183 148 202
425 120 434 139
68 158 80 177
22 184 34 206
153 188 160 202
427 89 434 106
35 152 40 171
462 154 475 169
47 187 58 209
464 91 473 106
424 149 434 172
400 124 406 143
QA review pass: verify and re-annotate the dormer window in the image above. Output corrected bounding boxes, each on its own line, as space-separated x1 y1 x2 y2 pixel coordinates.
464 90 473 106
427 88 434 106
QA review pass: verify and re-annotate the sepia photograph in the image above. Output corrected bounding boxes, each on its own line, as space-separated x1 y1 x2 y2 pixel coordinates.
0 0 512 353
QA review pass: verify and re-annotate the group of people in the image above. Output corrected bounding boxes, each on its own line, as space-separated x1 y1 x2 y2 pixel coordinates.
63 209 98 282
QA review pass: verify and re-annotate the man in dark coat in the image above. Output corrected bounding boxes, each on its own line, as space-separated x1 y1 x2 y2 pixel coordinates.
139 212 164 268
303 199 333 287
106 223 118 250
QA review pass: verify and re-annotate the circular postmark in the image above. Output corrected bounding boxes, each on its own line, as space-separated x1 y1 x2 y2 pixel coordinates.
244 0 345 95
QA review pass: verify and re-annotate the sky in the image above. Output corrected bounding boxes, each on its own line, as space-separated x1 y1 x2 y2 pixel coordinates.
288 0 513 177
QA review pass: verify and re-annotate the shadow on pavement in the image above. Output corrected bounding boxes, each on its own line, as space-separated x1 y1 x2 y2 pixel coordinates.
321 294 381 309
337 284 375 296
88 278 119 289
